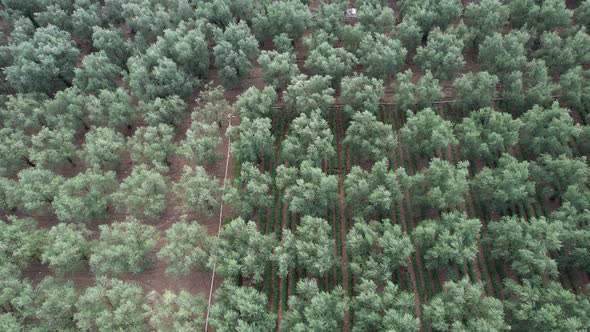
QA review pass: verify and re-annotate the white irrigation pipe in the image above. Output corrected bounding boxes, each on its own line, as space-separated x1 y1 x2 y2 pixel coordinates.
204 114 233 332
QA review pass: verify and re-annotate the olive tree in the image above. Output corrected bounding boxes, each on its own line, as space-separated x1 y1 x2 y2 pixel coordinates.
128 124 175 173
252 0 311 41
41 223 91 276
305 42 358 84
282 110 335 166
139 95 187 127
487 216 562 279
424 279 508 331
113 166 169 220
282 279 347 332
258 50 300 91
471 154 535 212
227 117 275 164
144 290 205 332
347 220 413 283
213 21 259 88
9 168 64 214
359 33 407 80
413 212 481 271
73 51 122 93
340 74 385 115
530 155 590 200
343 111 397 162
452 71 499 110
223 162 273 219
284 74 335 117
276 161 338 217
456 107 522 164
5 25 79 94
410 159 470 211
235 86 277 120
75 277 145 331
394 70 443 111
464 0 508 45
210 283 275 332
52 171 117 223
0 216 43 269
158 220 212 278
208 218 275 283
29 127 78 170
174 165 220 216
90 218 158 276
414 29 465 80
401 108 457 158
82 127 126 171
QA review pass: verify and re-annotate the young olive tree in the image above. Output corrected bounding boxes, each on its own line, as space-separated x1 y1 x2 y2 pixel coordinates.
401 108 457 158
413 212 481 271
343 111 397 162
276 161 338 217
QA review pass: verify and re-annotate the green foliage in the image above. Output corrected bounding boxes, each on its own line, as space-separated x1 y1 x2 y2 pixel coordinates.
174 165 220 216
275 216 336 278
359 33 407 80
456 108 522 164
395 70 443 111
452 71 499 110
508 0 572 32
347 220 413 282
5 25 79 94
305 42 358 83
152 20 209 77
488 216 562 279
284 74 335 116
401 108 457 158
413 211 481 270
73 51 122 93
396 16 422 53
90 218 158 276
139 95 186 127
478 31 529 80
399 0 462 32
91 26 132 67
209 218 275 283
504 280 590 332
235 86 277 119
127 48 197 100
277 161 338 216
340 74 385 115
534 31 575 75
86 88 136 129
530 155 590 199
351 278 418 332
192 83 231 125
52 171 117 223
33 277 78 331
0 128 32 177
560 66 590 112
343 111 397 162
121 0 191 41
0 93 47 132
41 223 91 276
424 278 507 331
471 154 535 211
113 166 169 220
519 59 558 110
282 279 347 332
345 159 403 219
223 162 272 219
520 102 581 158
228 116 275 164
0 264 34 321
158 219 213 277
0 216 43 269
10 168 64 213
82 127 126 171
213 21 259 88
282 110 335 166
253 0 311 40
75 277 145 332
210 283 276 332
144 290 205 332
357 1 395 33
410 159 469 211
178 121 221 165
128 124 175 173
258 50 300 91
314 2 346 34
575 0 590 28
29 127 77 170
551 202 590 271
464 0 508 45
414 28 464 80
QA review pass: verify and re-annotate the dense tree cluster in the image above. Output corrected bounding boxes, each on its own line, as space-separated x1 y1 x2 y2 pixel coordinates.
1 1 590 331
